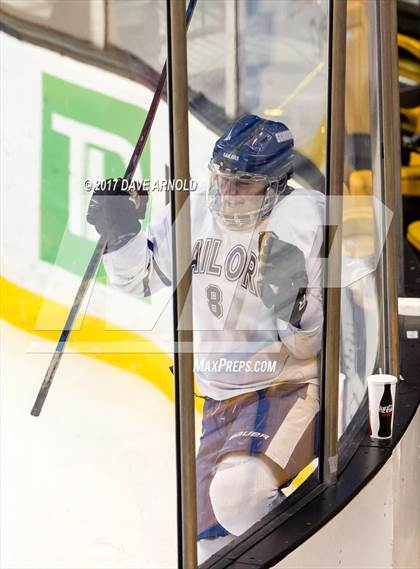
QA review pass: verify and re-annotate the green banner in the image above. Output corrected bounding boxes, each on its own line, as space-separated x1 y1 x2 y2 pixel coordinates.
41 73 150 281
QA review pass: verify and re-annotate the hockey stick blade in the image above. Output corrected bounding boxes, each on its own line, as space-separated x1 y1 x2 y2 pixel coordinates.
31 0 198 417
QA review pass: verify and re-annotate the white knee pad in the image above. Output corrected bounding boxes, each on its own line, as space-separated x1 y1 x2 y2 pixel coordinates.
197 534 235 564
209 453 283 536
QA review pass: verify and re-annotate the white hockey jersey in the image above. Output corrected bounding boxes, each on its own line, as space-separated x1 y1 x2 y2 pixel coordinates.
103 187 325 400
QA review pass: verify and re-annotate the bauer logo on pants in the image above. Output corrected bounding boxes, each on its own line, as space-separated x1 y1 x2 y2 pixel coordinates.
40 73 150 279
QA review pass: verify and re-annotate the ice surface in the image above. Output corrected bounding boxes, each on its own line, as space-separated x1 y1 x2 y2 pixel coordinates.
0 321 179 568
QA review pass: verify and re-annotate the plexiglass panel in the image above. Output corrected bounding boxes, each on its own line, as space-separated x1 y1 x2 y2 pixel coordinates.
238 0 328 179
1 0 102 43
108 0 167 71
184 1 330 563
0 3 178 567
338 0 389 440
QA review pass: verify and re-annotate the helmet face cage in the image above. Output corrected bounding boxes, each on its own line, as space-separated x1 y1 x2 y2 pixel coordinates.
207 159 289 230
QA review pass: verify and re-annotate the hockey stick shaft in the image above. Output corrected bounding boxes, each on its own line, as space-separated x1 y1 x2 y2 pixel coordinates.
31 0 198 417
31 236 106 416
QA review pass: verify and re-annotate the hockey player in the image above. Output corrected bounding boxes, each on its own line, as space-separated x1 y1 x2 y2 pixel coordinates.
87 115 325 562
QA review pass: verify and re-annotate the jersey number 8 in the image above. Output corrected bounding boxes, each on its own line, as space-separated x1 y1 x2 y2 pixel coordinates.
206 284 223 319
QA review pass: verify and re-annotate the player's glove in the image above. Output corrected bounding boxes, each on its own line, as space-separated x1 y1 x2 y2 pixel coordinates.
86 178 148 253
257 231 309 326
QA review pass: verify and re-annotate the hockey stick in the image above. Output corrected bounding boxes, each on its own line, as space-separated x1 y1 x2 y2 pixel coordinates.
31 0 198 417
